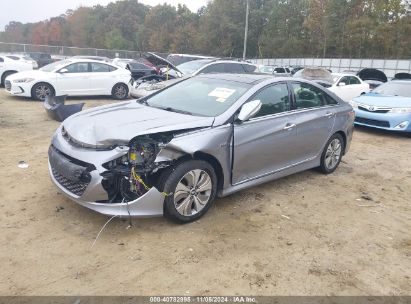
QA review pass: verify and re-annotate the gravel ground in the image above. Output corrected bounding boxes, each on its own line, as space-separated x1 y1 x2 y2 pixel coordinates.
0 89 410 296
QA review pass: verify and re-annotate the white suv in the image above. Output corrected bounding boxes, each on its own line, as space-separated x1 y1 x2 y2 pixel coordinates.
0 54 36 87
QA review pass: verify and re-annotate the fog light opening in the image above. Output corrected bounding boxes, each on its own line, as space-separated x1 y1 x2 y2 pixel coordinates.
394 121 409 129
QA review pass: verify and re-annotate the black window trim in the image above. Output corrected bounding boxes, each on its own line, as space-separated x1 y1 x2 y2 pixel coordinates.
58 62 91 73
288 81 340 113
242 81 294 122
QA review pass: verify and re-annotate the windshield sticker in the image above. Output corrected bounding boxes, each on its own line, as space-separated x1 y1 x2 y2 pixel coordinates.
208 88 236 101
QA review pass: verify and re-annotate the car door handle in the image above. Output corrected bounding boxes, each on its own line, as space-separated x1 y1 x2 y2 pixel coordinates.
283 123 296 130
325 112 335 118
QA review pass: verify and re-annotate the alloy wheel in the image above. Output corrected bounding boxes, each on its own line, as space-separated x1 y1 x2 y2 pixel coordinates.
114 84 127 99
325 138 342 170
173 169 213 216
35 85 52 100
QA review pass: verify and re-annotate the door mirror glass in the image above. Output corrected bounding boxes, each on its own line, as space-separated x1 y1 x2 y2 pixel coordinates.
238 100 262 122
59 68 68 74
338 82 346 87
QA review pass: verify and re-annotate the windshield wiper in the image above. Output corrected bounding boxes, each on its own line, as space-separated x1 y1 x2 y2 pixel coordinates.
153 106 194 116
136 97 149 105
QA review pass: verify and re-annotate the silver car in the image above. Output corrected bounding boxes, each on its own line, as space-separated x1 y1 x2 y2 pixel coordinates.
48 74 354 223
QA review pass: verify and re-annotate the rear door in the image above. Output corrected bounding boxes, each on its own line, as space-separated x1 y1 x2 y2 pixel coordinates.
290 82 337 162
89 62 118 94
232 82 300 184
56 62 91 95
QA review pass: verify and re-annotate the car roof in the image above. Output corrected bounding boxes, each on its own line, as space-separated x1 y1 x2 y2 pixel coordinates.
61 58 116 65
196 73 274 84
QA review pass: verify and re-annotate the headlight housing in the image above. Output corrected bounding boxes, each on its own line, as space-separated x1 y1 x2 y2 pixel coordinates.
389 107 411 114
348 100 358 109
13 78 35 83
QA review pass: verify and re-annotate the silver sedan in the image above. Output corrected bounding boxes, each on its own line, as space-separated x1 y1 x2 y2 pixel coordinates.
48 74 354 223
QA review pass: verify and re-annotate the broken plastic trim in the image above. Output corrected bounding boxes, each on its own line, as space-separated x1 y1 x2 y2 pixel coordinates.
44 95 84 122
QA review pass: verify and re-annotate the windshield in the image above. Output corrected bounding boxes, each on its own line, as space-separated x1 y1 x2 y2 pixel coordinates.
146 77 251 117
373 82 411 98
40 60 71 72
177 60 214 75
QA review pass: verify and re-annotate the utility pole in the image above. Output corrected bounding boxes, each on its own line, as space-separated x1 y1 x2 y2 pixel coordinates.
242 0 249 60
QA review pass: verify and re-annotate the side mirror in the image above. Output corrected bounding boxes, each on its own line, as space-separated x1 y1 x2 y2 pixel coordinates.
237 100 262 122
59 68 68 74
338 82 346 87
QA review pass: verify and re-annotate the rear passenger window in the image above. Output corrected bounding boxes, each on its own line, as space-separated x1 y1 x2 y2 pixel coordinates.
292 82 337 109
0 57 4 62
252 83 290 118
91 63 116 72
274 68 286 73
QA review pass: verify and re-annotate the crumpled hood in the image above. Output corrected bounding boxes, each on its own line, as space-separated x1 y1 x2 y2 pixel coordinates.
353 92 411 108
7 70 51 81
62 101 214 148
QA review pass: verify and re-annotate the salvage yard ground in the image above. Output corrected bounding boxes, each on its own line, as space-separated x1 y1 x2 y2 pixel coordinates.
0 89 410 296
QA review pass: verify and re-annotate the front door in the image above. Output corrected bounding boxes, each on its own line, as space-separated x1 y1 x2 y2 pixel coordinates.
56 62 91 95
232 83 299 184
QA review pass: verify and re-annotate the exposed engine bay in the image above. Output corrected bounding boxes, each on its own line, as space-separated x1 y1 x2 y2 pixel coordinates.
101 134 174 204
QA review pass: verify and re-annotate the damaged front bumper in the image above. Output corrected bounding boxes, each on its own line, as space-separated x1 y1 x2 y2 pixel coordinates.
48 128 165 217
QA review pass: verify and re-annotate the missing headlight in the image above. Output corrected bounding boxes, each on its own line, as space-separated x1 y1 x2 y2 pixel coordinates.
101 134 174 204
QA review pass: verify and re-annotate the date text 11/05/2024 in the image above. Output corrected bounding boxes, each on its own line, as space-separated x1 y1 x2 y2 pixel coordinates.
149 296 257 303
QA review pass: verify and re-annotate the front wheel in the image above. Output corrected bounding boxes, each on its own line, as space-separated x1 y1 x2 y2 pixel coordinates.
319 133 344 174
159 160 217 223
31 82 55 101
112 83 129 100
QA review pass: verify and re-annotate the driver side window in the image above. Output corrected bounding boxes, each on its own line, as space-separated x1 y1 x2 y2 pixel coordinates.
339 76 350 86
252 83 290 118
63 63 89 73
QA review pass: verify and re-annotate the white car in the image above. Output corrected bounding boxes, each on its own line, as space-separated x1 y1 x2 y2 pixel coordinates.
5 59 131 100
328 73 370 101
1 54 36 87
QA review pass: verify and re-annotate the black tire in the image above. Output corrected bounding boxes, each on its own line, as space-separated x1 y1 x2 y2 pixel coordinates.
318 133 345 174
1 71 16 87
111 83 129 100
31 82 55 101
158 160 218 224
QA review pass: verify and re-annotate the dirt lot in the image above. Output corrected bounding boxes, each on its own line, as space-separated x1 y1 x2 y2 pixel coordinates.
0 89 410 296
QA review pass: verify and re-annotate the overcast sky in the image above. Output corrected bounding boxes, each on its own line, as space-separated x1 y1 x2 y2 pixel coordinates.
0 0 208 30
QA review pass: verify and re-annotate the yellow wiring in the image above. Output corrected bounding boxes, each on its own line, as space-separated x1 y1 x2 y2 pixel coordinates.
131 167 172 197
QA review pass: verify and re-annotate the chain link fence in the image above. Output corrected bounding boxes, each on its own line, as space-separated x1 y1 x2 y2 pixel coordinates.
0 42 168 59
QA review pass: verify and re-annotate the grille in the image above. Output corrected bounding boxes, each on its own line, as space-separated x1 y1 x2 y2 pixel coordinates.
358 106 390 114
5 80 11 91
355 117 390 128
52 167 90 197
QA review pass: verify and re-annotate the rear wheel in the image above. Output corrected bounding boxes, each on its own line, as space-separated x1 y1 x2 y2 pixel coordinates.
31 82 55 101
112 83 129 100
159 160 217 223
319 133 344 174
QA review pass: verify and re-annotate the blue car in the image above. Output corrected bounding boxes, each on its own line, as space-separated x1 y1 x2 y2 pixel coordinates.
350 80 411 133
